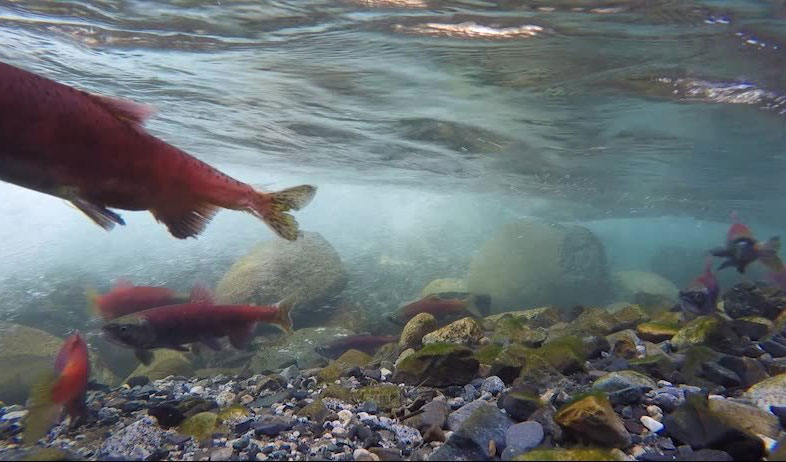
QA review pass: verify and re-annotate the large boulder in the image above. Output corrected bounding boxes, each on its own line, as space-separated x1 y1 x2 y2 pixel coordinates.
215 232 348 328
466 220 610 312
248 326 354 373
126 350 194 382
611 271 678 305
393 343 479 387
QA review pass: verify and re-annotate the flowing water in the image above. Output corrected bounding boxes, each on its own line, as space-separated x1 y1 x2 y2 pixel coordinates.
1 0 786 458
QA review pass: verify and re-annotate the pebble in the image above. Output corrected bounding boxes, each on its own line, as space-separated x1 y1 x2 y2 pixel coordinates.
480 376 505 395
190 386 205 395
640 415 664 433
338 410 353 425
646 405 663 422
353 448 379 461
210 447 234 461
379 368 392 380
216 391 236 407
503 421 544 459
0 411 28 421
657 380 673 387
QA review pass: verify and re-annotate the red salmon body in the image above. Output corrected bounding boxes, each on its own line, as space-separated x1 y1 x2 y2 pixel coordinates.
401 296 467 319
0 62 315 240
90 282 185 320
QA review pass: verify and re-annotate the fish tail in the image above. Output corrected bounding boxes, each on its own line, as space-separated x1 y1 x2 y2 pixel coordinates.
249 185 317 240
758 236 784 271
22 371 61 445
272 295 297 335
85 288 102 319
465 294 489 318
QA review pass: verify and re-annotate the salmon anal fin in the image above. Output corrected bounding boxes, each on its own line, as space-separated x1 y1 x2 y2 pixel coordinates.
189 283 214 305
151 204 219 239
134 349 154 365
87 93 156 127
229 323 256 350
70 198 125 231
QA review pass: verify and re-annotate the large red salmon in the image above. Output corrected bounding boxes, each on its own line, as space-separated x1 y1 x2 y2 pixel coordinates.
0 62 316 240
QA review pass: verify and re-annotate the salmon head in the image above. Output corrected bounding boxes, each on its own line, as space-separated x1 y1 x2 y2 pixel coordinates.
678 260 719 316
101 316 156 349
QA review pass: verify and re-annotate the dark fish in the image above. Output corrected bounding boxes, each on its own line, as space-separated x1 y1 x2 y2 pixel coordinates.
710 212 783 274
316 334 398 359
388 292 491 325
101 285 296 365
0 61 315 240
678 259 719 317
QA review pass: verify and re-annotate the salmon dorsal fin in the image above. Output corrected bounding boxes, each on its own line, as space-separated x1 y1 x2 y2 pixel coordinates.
189 283 214 304
87 93 157 127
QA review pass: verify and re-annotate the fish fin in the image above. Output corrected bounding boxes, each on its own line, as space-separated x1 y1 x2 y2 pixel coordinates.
710 247 731 258
134 349 154 366
85 288 102 319
87 93 157 127
718 259 735 271
229 323 256 350
170 345 189 352
190 344 202 356
757 237 785 271
248 185 316 241
70 198 125 231
272 294 297 335
64 392 88 423
22 371 62 445
201 337 222 351
189 283 214 304
151 204 219 239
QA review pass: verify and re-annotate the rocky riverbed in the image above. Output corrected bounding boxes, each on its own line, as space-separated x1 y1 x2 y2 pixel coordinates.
4 278 786 461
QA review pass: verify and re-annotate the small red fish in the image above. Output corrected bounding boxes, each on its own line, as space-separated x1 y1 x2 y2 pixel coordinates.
678 259 719 317
23 332 90 445
316 334 398 359
87 279 191 321
0 61 316 240
710 212 783 274
101 285 296 365
389 292 491 324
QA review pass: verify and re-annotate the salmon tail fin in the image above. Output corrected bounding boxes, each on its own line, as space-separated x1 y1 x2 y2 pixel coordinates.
86 288 102 319
22 371 61 446
249 185 317 241
189 283 214 304
465 294 490 318
473 294 492 316
758 236 784 271
272 295 297 335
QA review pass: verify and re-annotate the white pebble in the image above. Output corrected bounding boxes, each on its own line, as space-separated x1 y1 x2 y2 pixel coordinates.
657 380 673 388
759 434 777 452
190 386 204 395
256 453 268 461
631 445 647 458
646 405 663 422
333 427 348 438
640 415 664 433
1 410 28 420
380 368 392 378
338 409 354 425
356 412 370 421
708 394 725 400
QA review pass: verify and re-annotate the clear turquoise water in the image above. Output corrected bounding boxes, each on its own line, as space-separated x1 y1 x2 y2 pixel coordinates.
0 0 784 328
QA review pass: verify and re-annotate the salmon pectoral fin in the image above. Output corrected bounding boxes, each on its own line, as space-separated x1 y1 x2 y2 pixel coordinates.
134 349 154 366
229 323 257 350
151 204 219 239
70 198 125 231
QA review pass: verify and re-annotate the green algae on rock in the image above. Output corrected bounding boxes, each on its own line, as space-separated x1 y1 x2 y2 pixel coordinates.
475 344 503 364
179 412 225 441
399 312 437 351
297 399 329 424
392 342 478 387
743 373 786 412
636 321 680 343
592 370 657 392
353 384 403 411
421 317 483 345
126 349 194 382
671 315 740 353
613 304 649 330
483 307 562 330
555 394 631 448
317 349 372 382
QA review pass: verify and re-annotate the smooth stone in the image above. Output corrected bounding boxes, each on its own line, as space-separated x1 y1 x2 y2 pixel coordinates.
503 421 544 459
481 376 505 395
640 415 664 433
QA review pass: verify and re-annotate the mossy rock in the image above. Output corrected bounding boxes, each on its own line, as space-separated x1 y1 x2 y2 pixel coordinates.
650 310 683 325
550 308 622 339
515 448 627 461
217 405 250 423
0 323 66 404
636 322 680 343
490 343 534 383
679 346 721 386
628 356 676 381
179 412 225 441
317 349 372 382
613 305 650 330
126 350 194 382
297 398 329 424
484 307 562 330
322 384 353 401
517 351 565 389
555 394 631 448
731 316 773 341
491 316 547 347
421 278 467 297
393 343 478 387
353 384 403 411
539 336 586 374
592 370 657 392
475 344 503 364
399 313 437 351
20 448 79 461
671 316 740 353
422 317 483 345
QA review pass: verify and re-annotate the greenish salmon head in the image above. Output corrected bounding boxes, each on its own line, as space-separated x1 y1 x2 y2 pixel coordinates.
101 317 156 349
